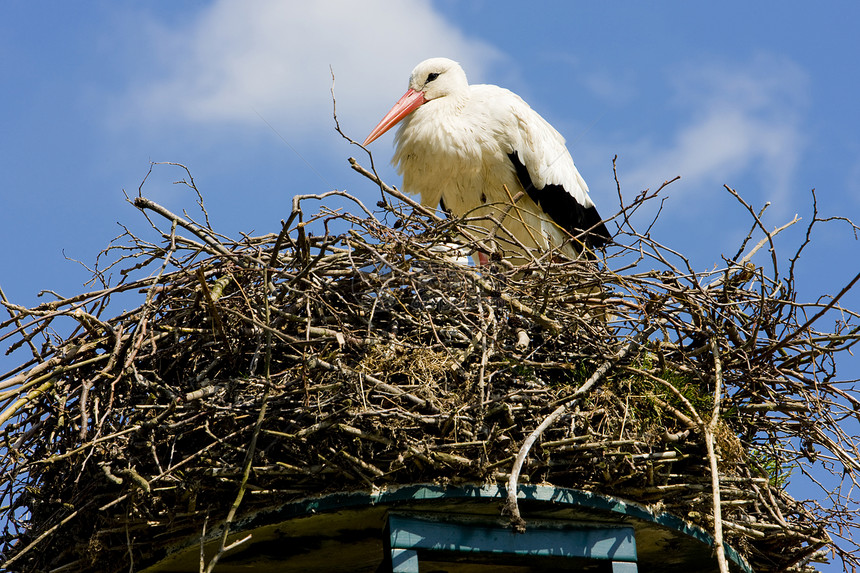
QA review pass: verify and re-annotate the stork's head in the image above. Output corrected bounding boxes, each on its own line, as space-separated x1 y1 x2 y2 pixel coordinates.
363 58 468 146
408 57 468 101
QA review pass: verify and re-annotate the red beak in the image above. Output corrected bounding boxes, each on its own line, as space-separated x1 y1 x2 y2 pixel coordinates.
362 88 427 146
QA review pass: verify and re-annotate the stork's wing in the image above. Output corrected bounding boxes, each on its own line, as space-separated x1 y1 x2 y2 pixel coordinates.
506 98 610 249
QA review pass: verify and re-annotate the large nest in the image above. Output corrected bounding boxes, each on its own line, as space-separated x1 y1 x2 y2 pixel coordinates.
1 160 859 572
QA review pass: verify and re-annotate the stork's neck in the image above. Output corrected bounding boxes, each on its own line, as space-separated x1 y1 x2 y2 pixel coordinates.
414 84 470 129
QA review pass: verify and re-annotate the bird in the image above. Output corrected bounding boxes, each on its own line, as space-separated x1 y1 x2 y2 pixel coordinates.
363 57 610 265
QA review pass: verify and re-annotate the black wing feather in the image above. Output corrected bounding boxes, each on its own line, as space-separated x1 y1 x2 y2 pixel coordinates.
508 152 610 250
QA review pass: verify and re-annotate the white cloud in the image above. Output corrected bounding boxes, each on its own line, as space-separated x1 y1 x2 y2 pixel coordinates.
123 0 503 138
622 54 809 210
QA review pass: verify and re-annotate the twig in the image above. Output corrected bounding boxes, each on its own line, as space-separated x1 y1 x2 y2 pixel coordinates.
203 390 270 573
504 318 664 531
705 336 729 573
132 196 241 263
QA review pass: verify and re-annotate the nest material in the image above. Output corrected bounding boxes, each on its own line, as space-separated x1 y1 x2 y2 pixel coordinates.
1 160 859 572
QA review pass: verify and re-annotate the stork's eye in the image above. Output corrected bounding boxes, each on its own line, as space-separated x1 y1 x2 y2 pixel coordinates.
426 72 440 83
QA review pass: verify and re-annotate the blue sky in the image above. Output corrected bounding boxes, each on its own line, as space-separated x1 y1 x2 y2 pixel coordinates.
2 1 859 569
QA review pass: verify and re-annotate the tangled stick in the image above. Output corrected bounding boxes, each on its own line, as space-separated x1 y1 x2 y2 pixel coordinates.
504 318 664 531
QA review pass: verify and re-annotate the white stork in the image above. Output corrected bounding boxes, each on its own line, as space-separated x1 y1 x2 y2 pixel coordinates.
363 57 610 264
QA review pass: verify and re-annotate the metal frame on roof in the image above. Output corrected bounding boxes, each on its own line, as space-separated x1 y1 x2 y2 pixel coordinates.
228 483 753 573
